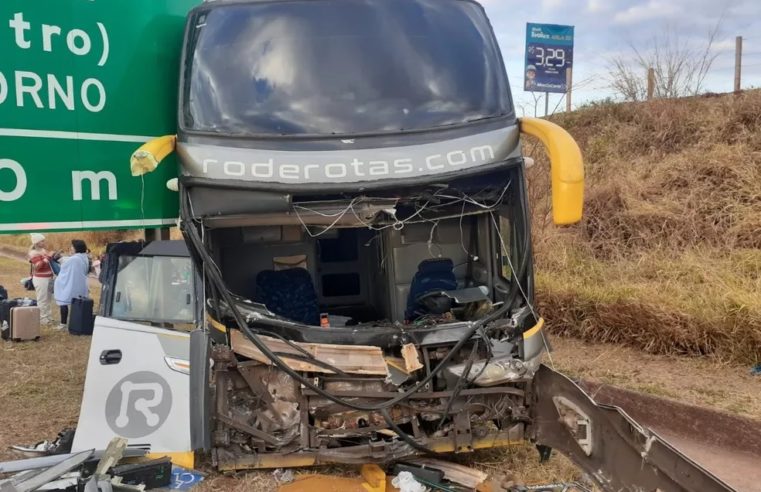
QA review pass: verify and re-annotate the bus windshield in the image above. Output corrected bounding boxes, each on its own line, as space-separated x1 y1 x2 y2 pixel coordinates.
182 0 512 136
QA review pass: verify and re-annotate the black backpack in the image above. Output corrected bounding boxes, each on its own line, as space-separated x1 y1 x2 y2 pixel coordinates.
0 285 7 301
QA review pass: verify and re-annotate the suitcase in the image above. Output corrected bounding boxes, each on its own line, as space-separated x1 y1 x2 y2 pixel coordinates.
9 306 40 341
69 297 95 336
1 299 20 340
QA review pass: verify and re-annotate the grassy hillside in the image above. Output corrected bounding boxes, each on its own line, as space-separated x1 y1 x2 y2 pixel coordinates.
527 91 761 364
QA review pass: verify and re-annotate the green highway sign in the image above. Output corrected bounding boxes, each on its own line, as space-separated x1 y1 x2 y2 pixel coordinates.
0 0 198 233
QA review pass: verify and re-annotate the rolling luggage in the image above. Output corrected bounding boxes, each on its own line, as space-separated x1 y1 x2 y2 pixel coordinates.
9 306 40 341
1 299 20 340
69 297 95 336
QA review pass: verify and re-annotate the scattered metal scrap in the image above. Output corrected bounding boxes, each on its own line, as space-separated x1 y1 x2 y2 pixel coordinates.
0 450 92 492
9 429 75 458
0 449 147 475
0 436 195 491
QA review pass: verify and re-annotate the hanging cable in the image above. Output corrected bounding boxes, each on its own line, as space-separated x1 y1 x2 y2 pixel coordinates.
180 187 520 414
489 211 554 369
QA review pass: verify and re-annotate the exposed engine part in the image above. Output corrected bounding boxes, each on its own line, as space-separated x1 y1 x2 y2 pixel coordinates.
210 342 529 468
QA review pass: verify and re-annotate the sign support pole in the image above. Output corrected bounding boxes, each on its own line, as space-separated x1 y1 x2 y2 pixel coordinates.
544 92 550 117
145 228 171 242
566 68 573 112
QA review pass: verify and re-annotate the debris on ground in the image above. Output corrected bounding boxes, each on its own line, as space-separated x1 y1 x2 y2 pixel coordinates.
272 468 294 484
405 458 488 489
168 466 204 490
10 429 75 457
391 471 427 492
0 434 204 491
751 364 761 376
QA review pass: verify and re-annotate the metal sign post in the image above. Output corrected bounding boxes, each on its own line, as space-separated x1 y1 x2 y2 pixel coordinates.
524 23 575 116
0 0 197 234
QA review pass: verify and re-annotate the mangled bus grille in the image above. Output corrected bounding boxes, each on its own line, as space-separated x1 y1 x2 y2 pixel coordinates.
210 342 529 469
179 166 541 468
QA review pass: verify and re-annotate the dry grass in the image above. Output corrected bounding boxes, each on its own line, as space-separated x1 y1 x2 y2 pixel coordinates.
527 90 761 365
551 337 761 419
536 246 761 363
0 257 91 462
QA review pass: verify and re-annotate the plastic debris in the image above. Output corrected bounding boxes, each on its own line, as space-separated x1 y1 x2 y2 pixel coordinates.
169 466 205 490
751 364 761 376
391 471 428 492
273 468 295 484
10 428 75 456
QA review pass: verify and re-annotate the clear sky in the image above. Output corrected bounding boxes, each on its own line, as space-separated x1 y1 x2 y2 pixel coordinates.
480 0 761 116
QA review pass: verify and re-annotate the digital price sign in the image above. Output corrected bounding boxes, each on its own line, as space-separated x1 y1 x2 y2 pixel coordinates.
525 23 574 93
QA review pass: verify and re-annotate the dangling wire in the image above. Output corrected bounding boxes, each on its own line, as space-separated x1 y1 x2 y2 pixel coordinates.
427 220 441 258
489 211 555 369
458 199 469 257
292 198 359 237
140 174 146 228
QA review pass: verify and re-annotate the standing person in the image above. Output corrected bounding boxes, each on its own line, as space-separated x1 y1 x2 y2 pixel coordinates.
54 239 90 330
28 233 55 325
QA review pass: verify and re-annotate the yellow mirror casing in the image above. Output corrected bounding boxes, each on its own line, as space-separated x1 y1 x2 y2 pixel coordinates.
518 117 584 225
130 135 177 177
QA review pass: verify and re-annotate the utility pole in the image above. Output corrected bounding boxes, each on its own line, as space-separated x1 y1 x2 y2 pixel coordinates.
647 67 655 100
566 68 573 112
735 36 743 93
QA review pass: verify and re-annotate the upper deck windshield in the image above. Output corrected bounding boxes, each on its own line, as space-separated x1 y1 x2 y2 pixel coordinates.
182 0 512 137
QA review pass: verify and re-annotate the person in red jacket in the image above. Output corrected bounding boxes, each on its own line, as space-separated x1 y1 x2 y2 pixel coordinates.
27 233 56 324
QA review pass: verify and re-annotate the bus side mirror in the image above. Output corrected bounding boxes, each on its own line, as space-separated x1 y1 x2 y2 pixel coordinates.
518 117 584 225
130 135 177 176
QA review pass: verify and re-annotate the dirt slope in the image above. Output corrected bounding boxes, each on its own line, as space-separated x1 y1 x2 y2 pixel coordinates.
527 91 761 364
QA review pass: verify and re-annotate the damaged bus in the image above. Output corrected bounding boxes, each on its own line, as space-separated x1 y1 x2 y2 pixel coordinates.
168 0 578 470
74 0 741 490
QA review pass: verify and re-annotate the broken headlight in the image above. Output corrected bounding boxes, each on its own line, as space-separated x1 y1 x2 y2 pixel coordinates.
446 354 541 386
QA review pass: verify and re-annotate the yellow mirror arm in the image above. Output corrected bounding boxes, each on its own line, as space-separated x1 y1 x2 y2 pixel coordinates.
519 117 584 225
130 135 177 177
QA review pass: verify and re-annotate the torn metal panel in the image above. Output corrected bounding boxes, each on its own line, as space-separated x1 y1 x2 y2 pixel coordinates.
0 449 146 474
36 474 80 491
579 381 761 492
532 365 734 492
10 450 93 492
190 329 212 451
